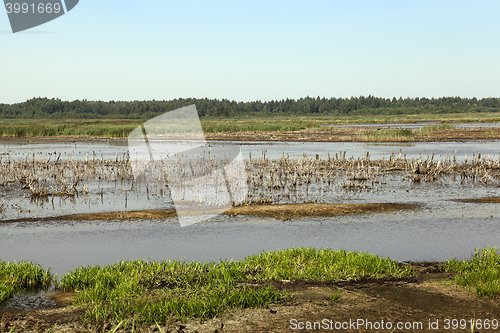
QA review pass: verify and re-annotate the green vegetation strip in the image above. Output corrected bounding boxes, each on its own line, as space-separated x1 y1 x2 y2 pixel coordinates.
4 247 500 330
362 124 456 141
0 113 500 138
445 247 500 298
59 248 410 328
0 119 140 138
0 260 54 303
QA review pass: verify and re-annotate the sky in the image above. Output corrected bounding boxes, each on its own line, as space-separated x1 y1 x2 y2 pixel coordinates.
1 0 500 104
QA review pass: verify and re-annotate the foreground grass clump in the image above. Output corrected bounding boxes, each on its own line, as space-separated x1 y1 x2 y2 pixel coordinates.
0 260 54 303
445 247 500 298
241 248 411 281
60 259 288 328
60 248 409 329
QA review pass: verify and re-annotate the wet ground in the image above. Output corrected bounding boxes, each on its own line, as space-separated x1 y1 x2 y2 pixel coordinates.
2 265 500 333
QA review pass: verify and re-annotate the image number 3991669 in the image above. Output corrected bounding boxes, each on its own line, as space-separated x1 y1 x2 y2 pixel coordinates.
3 0 79 33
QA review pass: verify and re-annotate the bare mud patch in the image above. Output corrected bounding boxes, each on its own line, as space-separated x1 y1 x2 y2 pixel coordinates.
0 203 417 224
453 197 500 204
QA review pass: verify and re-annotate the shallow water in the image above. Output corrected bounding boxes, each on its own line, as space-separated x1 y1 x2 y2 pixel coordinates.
1 137 499 161
1 290 57 312
0 139 499 277
1 213 500 277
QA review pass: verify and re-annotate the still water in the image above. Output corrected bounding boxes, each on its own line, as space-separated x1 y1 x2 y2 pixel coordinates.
1 137 499 161
0 138 499 276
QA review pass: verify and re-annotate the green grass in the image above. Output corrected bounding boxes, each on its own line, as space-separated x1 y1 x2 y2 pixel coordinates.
241 248 410 281
201 120 307 132
201 113 500 134
0 119 140 138
363 123 458 141
445 247 500 298
325 112 500 125
0 112 499 138
59 259 287 328
0 260 54 303
59 248 410 329
7 247 500 331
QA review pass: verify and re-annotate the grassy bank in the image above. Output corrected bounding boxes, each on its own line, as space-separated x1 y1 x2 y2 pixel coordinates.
0 260 54 303
0 113 500 138
59 248 409 329
2 248 500 331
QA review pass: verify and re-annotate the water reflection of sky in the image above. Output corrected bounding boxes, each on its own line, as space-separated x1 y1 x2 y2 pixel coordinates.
1 213 500 276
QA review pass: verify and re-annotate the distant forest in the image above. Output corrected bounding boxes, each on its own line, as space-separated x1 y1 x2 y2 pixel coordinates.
1 96 500 119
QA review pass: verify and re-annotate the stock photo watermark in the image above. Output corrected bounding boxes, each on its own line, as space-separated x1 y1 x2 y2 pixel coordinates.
290 318 499 331
128 104 248 227
3 0 78 33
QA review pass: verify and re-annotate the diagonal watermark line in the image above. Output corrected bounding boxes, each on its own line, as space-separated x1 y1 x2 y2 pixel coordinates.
60 0 67 13
128 105 248 227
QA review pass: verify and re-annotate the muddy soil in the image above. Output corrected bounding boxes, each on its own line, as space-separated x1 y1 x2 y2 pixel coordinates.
0 203 417 224
1 264 498 333
228 203 416 221
453 197 500 204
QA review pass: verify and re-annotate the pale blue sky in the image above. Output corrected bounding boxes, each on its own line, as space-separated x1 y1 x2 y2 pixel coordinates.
1 0 500 104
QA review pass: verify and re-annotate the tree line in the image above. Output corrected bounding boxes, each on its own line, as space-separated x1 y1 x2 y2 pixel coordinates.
0 96 499 119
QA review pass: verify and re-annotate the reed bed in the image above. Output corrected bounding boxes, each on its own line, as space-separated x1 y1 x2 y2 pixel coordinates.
0 152 134 198
0 149 498 215
244 150 500 204
58 248 410 329
0 261 54 303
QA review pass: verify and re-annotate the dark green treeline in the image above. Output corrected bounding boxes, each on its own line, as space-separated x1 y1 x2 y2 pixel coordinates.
1 96 499 119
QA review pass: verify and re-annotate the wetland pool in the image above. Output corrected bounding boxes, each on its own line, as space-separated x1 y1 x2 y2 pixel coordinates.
0 138 499 276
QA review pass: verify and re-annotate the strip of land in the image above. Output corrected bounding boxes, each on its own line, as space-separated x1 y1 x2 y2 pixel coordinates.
228 202 415 220
0 126 499 142
453 197 500 203
1 117 500 142
0 203 417 223
205 126 500 142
